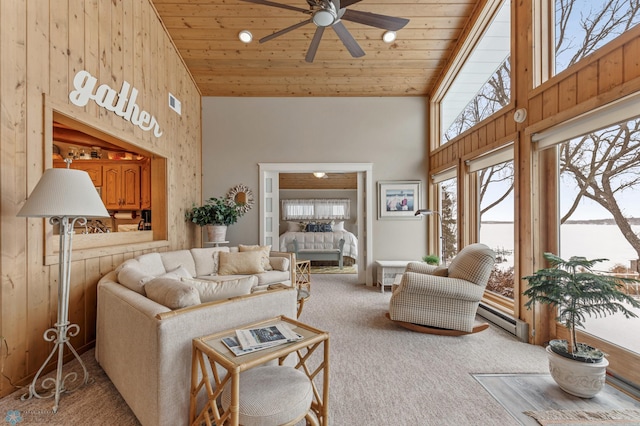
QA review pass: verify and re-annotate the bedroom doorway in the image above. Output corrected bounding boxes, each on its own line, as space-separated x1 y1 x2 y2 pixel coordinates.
259 163 374 286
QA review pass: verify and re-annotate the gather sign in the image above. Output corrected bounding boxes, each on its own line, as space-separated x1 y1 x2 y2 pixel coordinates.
69 70 163 137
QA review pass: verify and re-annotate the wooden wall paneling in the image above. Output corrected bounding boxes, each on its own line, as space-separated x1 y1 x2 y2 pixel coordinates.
494 114 506 140
1 0 201 397
110 0 124 135
1 0 29 391
98 0 111 123
623 37 640 81
504 110 516 135
485 119 495 145
599 48 624 94
528 93 543 124
84 256 101 344
541 84 558 120
50 1 69 103
557 75 577 112
471 130 479 152
575 62 598 104
84 0 100 120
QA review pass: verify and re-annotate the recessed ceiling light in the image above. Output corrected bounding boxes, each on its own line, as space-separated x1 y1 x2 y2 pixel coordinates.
238 30 253 43
313 172 326 178
382 31 396 43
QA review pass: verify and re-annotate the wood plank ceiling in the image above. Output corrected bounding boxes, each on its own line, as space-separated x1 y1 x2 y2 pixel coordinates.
151 0 480 97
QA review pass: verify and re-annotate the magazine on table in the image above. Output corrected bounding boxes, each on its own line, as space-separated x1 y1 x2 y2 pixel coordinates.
221 332 302 357
235 322 302 351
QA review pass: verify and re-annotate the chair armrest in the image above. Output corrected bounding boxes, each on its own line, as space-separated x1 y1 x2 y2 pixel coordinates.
405 262 438 275
269 251 296 284
399 271 485 301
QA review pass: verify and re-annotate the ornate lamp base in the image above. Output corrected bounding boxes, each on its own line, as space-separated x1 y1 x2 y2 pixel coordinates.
21 321 89 413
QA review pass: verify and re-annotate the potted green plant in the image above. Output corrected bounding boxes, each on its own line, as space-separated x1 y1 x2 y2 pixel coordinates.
522 252 640 397
422 254 440 265
185 197 242 242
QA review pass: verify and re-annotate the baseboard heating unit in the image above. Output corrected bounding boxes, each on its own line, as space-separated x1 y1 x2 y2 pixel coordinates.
478 303 529 342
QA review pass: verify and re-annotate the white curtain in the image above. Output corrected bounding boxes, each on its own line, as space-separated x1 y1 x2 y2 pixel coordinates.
282 199 350 220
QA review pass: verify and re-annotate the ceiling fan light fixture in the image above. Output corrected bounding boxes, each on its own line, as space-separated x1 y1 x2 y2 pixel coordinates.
313 9 337 27
313 172 326 178
382 31 397 43
238 30 253 43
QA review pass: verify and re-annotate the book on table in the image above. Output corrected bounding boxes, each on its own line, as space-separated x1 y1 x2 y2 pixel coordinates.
235 322 302 351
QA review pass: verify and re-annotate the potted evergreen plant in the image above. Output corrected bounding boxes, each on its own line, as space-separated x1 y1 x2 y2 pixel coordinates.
185 196 241 242
422 254 440 265
523 252 640 398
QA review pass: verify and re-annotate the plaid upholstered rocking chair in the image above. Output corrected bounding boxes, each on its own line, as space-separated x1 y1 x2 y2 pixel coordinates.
387 243 496 335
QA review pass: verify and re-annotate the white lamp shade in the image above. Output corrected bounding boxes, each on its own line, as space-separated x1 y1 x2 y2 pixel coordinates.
17 168 109 218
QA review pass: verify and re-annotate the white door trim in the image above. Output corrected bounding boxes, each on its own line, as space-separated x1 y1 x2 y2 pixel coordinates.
259 163 374 286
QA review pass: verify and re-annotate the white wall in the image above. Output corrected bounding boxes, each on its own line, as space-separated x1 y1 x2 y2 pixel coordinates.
202 97 429 269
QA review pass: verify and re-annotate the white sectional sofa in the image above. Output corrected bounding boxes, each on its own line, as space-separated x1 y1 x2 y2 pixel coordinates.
95 246 298 426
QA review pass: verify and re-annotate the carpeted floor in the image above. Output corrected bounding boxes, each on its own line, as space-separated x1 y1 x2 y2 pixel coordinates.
5 274 634 425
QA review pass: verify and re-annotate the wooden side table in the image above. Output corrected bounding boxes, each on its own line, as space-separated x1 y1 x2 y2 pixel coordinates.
295 260 311 317
189 316 330 426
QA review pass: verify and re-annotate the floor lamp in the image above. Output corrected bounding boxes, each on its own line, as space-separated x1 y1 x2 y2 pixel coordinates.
17 166 109 412
414 209 447 265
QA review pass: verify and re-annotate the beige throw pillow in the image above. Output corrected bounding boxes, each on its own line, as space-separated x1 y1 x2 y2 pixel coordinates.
117 265 154 295
238 244 273 271
144 277 201 309
181 276 257 302
217 251 265 275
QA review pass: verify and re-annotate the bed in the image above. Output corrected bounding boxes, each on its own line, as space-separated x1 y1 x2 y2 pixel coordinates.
279 230 358 264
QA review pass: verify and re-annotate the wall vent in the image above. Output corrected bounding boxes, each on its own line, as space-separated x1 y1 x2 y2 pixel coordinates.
478 303 528 342
168 93 181 115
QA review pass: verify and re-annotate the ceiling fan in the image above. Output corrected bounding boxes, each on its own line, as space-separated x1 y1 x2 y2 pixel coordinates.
239 0 409 62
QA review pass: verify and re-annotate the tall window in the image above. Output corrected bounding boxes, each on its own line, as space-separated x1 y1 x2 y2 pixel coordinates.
554 0 640 75
440 0 511 143
281 199 350 221
477 160 515 302
439 177 458 263
534 99 640 357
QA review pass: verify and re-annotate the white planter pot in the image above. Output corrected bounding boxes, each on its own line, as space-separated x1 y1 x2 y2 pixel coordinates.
546 345 609 398
206 225 227 242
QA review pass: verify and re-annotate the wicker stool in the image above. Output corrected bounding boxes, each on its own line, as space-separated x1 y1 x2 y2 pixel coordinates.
220 365 314 426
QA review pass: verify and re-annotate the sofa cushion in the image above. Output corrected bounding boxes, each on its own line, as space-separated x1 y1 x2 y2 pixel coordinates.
144 277 201 309
218 251 264 275
432 266 449 277
181 276 257 302
269 256 290 272
238 244 273 271
117 265 154 295
255 270 291 286
160 250 197 278
118 253 165 276
190 247 230 276
160 265 192 279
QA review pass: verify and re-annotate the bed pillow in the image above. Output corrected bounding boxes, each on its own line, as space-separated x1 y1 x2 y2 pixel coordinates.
144 277 201 309
238 244 273 271
286 221 304 232
181 276 257 302
332 221 345 231
217 251 265 275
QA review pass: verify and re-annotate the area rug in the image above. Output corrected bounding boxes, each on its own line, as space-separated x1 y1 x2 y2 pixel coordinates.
474 373 640 425
523 409 640 425
309 265 356 274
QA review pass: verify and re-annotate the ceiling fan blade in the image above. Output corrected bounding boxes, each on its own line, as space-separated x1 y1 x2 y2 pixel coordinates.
260 19 313 43
305 26 325 63
338 0 362 7
332 21 365 58
238 0 309 14
341 9 409 31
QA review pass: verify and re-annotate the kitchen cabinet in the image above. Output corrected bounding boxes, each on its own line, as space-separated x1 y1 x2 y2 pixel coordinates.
102 163 140 209
54 160 102 186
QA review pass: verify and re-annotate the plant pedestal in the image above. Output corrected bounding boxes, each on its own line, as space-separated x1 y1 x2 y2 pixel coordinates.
206 225 227 242
546 346 609 398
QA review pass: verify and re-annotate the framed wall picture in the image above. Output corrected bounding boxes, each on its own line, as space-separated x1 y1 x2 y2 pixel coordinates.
378 180 421 219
